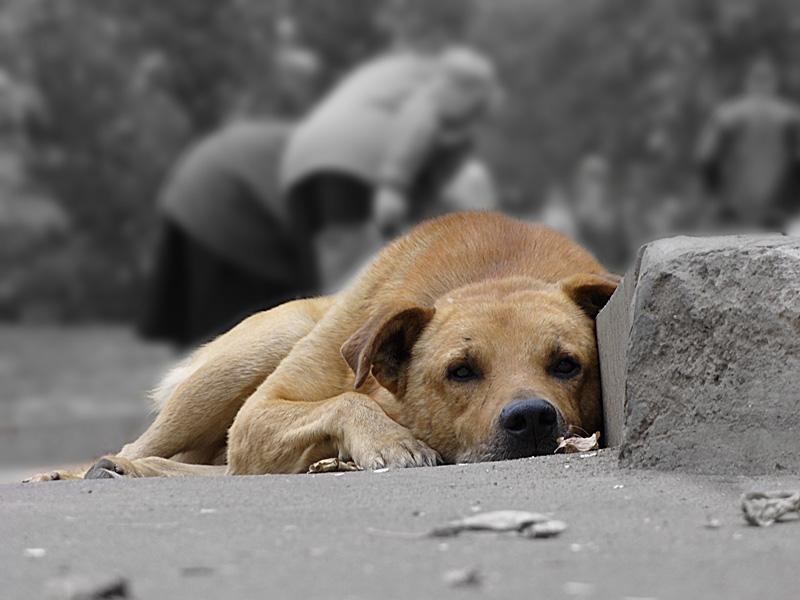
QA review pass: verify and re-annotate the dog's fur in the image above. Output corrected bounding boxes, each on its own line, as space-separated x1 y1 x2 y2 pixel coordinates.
27 212 617 481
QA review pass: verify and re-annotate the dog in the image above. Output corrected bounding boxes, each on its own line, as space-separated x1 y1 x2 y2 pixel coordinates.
27 212 618 481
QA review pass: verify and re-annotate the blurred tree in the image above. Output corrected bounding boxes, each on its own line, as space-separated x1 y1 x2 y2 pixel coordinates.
475 0 800 213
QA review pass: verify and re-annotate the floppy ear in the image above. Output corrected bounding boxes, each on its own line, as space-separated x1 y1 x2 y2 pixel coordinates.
341 305 435 394
560 273 620 318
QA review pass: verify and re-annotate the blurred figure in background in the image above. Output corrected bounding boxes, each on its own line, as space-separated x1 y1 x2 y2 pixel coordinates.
139 19 319 348
280 4 501 293
440 157 498 213
696 57 800 231
538 155 629 272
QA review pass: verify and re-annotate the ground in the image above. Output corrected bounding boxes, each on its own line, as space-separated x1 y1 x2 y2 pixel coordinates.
3 453 799 599
0 324 173 478
1 326 798 599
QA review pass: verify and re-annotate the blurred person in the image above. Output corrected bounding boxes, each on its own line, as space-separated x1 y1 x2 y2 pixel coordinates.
139 22 320 349
440 158 499 212
696 57 800 230
552 155 629 272
280 34 501 292
139 121 305 349
537 185 579 240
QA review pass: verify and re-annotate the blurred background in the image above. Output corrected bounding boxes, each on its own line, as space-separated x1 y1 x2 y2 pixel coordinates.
2 0 800 479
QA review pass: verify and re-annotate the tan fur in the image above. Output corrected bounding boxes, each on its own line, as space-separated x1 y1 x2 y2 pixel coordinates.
26 212 617 482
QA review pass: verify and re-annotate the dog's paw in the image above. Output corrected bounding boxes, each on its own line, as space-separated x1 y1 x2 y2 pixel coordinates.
84 457 138 480
23 470 77 483
349 435 441 470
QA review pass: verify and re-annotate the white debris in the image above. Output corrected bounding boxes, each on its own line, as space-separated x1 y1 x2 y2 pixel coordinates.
556 432 601 454
520 519 568 538
430 510 550 536
443 567 482 588
563 581 596 596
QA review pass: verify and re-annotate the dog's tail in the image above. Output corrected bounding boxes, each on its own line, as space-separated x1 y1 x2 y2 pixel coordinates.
148 352 204 414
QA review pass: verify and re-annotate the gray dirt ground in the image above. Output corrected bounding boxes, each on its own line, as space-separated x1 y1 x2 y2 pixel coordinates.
2 453 799 600
0 325 173 471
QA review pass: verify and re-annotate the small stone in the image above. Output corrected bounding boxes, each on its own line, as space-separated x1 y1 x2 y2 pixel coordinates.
443 567 482 588
563 581 595 596
181 566 214 577
45 575 129 599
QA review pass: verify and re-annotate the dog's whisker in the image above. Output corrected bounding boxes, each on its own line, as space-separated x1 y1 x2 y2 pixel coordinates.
567 424 589 437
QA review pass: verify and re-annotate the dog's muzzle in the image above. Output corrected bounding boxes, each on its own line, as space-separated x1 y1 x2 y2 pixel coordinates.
490 397 565 460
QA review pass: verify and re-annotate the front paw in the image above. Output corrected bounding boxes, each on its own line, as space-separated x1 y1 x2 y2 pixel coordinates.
348 434 441 470
84 457 139 479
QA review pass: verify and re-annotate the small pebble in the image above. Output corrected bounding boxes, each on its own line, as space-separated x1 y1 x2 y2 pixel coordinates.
443 567 482 588
563 581 595 596
181 566 214 577
45 575 129 599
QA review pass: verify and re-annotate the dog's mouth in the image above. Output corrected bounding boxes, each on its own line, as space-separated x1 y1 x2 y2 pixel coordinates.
453 413 570 464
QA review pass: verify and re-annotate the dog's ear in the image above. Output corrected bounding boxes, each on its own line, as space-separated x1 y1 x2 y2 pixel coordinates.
341 305 435 394
560 273 620 319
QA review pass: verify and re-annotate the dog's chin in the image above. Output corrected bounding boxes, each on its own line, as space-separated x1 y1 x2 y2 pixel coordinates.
451 436 563 464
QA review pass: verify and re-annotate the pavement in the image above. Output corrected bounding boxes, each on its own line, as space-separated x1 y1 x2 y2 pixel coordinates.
0 325 173 470
2 452 799 600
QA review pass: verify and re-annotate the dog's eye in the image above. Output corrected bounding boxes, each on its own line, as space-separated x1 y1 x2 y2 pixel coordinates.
448 363 480 382
550 357 581 379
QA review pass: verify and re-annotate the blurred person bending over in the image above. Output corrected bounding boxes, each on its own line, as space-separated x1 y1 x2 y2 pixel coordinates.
139 121 306 349
697 58 800 231
139 21 319 348
280 30 500 293
539 155 629 273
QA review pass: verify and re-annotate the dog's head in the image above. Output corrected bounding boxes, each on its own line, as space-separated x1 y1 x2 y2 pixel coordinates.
341 273 618 463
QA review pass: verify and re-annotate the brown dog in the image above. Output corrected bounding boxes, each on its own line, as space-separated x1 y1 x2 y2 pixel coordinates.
27 212 617 481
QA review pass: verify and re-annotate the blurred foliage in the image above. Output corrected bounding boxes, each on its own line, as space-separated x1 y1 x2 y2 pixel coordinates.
476 0 800 211
1 0 800 320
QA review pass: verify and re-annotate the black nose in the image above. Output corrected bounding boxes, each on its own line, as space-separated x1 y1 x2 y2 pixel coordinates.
499 398 559 441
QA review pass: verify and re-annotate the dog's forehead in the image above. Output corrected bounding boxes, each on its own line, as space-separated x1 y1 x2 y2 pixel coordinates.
428 287 591 346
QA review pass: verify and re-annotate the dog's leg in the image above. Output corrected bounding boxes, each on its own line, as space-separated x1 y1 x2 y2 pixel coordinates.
227 392 441 474
23 463 96 482
117 296 333 463
83 456 227 479
25 296 334 482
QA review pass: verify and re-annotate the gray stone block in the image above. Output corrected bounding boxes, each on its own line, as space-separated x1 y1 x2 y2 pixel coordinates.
597 235 800 474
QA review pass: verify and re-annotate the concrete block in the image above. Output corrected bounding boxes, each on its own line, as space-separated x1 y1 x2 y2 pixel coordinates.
597 235 800 474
